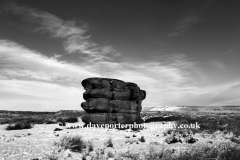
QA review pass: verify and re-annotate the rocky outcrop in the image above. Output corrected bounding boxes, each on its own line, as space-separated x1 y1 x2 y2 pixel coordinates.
81 78 146 124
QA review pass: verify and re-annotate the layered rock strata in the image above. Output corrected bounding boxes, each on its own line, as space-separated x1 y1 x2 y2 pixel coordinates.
81 78 146 124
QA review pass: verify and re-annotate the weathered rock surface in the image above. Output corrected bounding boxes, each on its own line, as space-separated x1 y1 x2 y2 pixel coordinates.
81 113 140 124
81 78 146 124
81 98 140 113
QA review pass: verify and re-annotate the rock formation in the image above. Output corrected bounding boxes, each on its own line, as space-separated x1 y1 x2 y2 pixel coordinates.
81 78 146 124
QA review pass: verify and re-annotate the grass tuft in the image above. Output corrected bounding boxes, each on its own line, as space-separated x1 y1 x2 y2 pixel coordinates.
105 137 113 147
54 135 85 152
116 142 240 160
6 121 33 130
139 136 146 142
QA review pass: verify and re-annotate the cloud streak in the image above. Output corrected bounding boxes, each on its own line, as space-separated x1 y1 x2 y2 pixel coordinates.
3 2 119 60
168 0 216 37
0 39 200 108
168 15 202 37
0 40 100 85
1 38 240 110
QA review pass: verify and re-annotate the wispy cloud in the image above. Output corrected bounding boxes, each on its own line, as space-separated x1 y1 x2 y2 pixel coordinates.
0 39 198 108
0 39 93 110
0 40 99 85
168 15 202 37
0 80 83 111
1 39 240 109
184 82 240 106
3 2 119 60
168 0 215 37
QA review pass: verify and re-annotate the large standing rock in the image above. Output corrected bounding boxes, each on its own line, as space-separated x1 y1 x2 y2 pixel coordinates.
81 78 146 124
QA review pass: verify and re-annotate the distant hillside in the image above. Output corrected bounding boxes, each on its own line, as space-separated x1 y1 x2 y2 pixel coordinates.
55 110 86 116
142 106 240 113
142 107 155 112
143 106 183 112
0 110 55 115
0 110 86 117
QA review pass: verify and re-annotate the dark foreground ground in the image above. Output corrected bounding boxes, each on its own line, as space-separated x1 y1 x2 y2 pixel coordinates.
0 107 240 160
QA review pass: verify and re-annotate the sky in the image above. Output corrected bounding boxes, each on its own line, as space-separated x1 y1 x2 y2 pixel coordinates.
0 0 240 111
